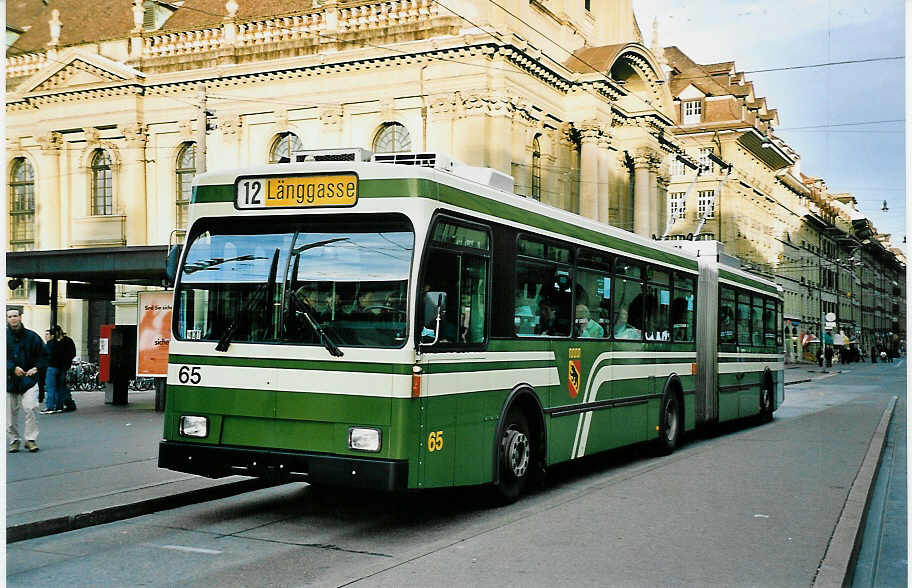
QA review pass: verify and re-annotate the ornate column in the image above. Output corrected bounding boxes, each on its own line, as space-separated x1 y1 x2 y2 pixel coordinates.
487 94 513 175
217 113 243 166
656 164 670 237
632 148 653 237
647 153 661 237
578 125 599 220
319 107 344 149
34 133 64 249
427 93 459 154
120 124 148 245
556 130 574 211
597 135 613 225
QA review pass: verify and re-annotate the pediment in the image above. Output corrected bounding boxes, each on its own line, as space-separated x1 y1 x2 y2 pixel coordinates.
16 48 145 96
678 84 706 100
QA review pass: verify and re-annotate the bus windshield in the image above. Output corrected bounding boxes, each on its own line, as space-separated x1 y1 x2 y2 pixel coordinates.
175 214 414 349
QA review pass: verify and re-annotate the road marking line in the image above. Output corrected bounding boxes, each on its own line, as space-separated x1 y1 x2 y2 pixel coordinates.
157 544 222 555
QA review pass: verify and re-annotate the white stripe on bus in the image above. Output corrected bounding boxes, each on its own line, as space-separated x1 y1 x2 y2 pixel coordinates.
167 364 559 399
573 355 696 459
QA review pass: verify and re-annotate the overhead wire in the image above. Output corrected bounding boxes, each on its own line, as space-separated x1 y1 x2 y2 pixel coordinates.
8 1 903 241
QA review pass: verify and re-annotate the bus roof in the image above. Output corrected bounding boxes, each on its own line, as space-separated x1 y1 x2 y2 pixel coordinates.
190 161 766 277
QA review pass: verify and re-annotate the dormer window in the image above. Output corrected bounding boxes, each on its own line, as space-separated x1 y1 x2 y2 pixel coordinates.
683 100 702 125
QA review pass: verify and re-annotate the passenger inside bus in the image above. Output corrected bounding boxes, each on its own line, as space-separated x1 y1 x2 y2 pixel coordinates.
613 295 643 340
574 304 605 338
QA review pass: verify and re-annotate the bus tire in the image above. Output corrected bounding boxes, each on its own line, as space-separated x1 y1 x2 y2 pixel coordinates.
491 408 533 504
759 381 774 424
656 392 681 456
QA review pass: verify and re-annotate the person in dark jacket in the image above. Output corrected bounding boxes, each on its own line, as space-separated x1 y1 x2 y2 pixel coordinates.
42 325 76 414
44 325 77 413
37 329 51 405
7 309 45 452
824 345 834 368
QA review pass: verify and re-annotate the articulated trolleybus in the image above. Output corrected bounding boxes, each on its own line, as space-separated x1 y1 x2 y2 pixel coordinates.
159 148 784 502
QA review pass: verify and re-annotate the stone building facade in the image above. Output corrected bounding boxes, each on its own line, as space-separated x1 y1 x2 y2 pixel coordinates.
6 0 904 362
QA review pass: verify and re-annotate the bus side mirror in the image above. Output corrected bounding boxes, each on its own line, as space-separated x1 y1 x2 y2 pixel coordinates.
165 244 183 286
420 291 447 346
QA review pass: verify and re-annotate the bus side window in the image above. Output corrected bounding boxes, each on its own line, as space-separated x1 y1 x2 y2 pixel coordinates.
515 260 571 337
672 274 695 342
751 295 764 347
574 268 610 338
719 287 736 344
736 292 751 346
645 266 671 341
421 221 491 347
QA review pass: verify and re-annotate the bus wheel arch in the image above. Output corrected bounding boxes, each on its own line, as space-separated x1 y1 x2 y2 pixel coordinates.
656 376 684 456
490 385 546 503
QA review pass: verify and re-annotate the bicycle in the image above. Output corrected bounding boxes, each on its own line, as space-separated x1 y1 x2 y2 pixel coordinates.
67 359 104 391
129 377 155 391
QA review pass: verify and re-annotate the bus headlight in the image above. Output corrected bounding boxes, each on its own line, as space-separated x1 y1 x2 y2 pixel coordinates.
179 415 208 438
348 427 381 452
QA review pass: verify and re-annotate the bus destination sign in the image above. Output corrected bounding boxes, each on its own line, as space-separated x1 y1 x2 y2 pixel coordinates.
236 174 358 209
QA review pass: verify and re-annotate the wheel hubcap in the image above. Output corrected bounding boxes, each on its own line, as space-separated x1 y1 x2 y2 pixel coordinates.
503 429 530 479
665 403 678 442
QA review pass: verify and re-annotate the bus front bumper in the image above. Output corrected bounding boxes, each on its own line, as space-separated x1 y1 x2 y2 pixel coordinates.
158 441 409 491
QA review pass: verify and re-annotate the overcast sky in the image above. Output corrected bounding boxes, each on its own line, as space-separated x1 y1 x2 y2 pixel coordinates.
633 0 905 250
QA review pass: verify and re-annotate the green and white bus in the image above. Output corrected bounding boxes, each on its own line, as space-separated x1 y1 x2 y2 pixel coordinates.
159 149 784 502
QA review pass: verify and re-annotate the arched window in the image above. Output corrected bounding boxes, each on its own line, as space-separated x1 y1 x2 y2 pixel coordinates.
9 157 35 251
91 149 113 215
531 134 542 201
373 122 412 153
269 132 303 163
176 142 196 229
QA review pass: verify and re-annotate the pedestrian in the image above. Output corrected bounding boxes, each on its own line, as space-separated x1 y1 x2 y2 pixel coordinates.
42 325 75 414
6 308 45 452
871 345 878 364
37 328 51 407
824 345 833 368
816 346 823 367
55 326 77 412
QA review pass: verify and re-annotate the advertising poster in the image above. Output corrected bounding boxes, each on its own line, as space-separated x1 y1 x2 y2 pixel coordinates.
137 291 173 377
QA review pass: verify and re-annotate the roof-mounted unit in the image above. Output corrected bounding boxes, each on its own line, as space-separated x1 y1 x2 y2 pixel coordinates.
673 239 741 269
292 148 373 163
373 151 514 193
372 151 455 171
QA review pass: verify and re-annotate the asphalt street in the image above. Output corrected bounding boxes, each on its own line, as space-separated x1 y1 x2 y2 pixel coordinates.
6 361 905 587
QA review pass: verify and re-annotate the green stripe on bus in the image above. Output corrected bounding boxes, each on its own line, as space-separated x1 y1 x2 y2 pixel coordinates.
719 269 778 294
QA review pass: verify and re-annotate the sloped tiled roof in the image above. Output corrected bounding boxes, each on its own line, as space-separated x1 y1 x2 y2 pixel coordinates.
6 0 47 34
6 0 319 54
664 46 729 96
702 60 734 74
563 43 628 74
9 0 135 54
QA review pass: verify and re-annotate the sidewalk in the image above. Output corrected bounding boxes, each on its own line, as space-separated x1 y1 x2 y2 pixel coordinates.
5 388 274 542
1 363 871 544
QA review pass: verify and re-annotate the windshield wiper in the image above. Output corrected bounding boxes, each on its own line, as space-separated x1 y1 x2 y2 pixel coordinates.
215 248 279 352
292 295 344 358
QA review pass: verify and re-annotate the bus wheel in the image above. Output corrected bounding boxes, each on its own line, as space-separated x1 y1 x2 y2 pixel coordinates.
759 383 774 423
656 393 681 456
493 409 533 504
